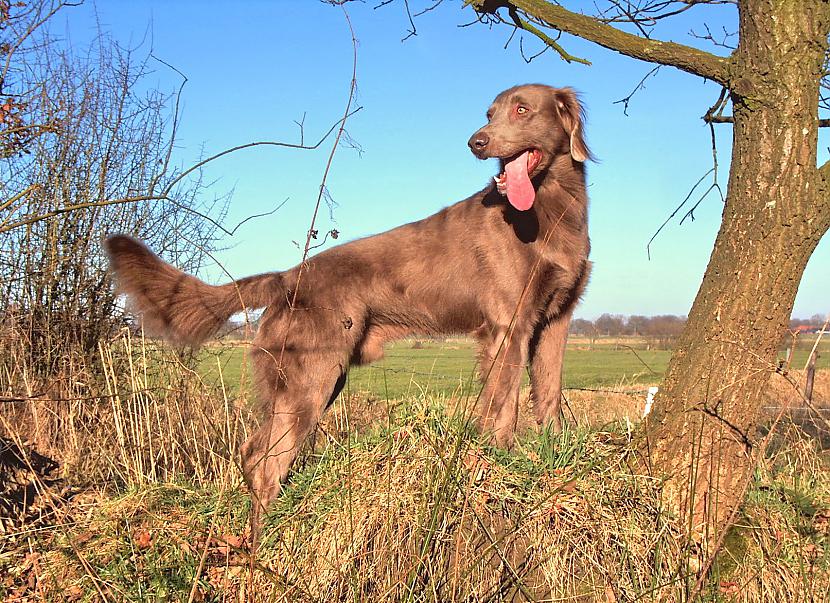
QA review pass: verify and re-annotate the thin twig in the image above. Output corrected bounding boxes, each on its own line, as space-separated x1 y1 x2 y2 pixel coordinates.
613 66 661 116
242 1 364 529
646 168 714 260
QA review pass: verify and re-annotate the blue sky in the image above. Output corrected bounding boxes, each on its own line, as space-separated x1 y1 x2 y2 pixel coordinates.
62 1 827 320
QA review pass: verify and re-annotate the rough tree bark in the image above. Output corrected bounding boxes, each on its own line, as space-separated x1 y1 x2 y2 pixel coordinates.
471 0 830 550
643 1 830 549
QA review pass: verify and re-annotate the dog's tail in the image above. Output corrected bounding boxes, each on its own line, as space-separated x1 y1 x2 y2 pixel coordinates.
104 235 284 347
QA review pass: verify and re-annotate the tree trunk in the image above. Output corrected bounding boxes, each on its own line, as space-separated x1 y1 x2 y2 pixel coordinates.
638 0 830 549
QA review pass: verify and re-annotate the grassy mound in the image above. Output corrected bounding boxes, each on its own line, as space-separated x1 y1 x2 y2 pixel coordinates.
2 398 828 602
254 407 676 602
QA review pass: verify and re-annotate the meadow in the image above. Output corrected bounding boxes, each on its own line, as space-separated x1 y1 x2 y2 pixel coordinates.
198 335 829 400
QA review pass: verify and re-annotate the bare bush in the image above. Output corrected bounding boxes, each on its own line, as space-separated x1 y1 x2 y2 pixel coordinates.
0 2 221 394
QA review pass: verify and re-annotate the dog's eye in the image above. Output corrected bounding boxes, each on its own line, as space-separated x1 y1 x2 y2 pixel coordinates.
516 106 528 115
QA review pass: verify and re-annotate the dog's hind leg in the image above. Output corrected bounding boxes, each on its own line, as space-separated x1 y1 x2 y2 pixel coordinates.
241 346 347 549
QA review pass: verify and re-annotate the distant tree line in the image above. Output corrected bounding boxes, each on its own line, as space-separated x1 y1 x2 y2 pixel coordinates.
569 313 826 350
570 314 687 339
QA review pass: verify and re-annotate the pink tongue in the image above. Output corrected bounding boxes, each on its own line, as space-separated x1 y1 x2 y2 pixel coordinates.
504 151 535 211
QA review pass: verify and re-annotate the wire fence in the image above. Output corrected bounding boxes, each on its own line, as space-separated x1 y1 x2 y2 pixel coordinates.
360 363 653 397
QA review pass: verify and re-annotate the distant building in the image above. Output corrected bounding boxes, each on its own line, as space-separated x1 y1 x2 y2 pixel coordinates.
793 325 827 335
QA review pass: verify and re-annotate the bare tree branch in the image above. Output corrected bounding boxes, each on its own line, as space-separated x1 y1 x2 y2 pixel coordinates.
468 0 731 83
595 0 736 28
647 167 715 259
513 13 591 64
647 86 727 254
0 194 168 233
0 107 363 234
375 0 418 41
468 2 591 64
704 115 830 128
689 22 738 50
613 65 661 115
678 120 725 226
413 0 444 17
158 107 363 200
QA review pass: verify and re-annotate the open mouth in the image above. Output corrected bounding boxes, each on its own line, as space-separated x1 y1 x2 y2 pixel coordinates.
493 149 542 211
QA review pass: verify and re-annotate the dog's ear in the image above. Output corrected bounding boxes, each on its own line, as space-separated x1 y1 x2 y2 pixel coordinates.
554 88 590 162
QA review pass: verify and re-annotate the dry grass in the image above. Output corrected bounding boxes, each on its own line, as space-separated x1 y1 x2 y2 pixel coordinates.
1 330 828 602
2 399 827 602
249 417 674 601
0 329 249 489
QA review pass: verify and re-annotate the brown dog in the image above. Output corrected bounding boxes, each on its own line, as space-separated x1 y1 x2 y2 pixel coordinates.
105 84 591 542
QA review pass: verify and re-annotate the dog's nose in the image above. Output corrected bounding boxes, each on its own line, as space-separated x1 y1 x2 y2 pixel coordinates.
468 131 489 154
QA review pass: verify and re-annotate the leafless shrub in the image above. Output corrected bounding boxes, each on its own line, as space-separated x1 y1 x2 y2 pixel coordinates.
0 2 221 394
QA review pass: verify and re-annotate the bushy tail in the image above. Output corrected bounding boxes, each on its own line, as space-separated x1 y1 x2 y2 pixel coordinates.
104 235 284 346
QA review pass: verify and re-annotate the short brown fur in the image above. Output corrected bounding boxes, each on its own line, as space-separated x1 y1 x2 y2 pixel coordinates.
105 84 592 545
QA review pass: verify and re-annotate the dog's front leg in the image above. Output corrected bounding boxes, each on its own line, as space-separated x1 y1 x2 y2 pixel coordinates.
476 325 529 447
528 311 572 432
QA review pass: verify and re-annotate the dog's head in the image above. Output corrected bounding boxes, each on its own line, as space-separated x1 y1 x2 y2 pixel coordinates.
467 84 590 211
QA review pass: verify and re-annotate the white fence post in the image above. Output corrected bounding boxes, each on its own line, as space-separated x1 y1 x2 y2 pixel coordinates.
643 386 659 417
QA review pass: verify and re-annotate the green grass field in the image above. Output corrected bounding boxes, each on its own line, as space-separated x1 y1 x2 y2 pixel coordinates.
198 336 830 400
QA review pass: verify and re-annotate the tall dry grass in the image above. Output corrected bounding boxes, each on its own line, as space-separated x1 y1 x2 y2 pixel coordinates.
3 396 827 602
0 326 828 602
0 326 248 489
